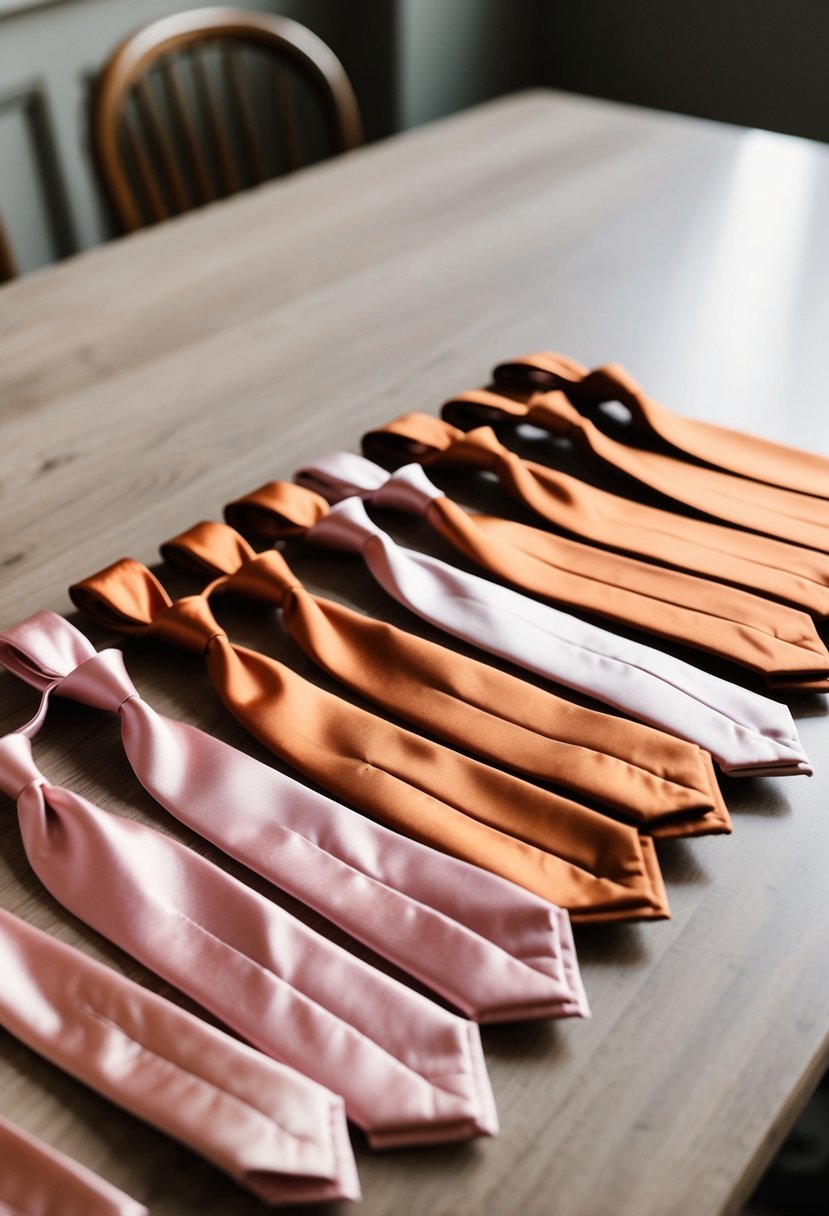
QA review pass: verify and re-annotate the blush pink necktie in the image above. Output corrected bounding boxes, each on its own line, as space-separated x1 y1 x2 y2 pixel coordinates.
0 730 498 1147
0 1114 147 1216
442 383 829 553
69 564 670 924
232 482 808 778
0 909 359 1205
0 611 587 1023
170 517 729 840
494 350 829 500
365 411 829 620
294 450 829 691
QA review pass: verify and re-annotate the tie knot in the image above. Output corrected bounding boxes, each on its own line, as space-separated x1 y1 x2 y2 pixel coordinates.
224 549 301 606
448 428 506 471
225 482 329 544
363 413 464 468
372 465 441 516
527 391 587 436
54 649 138 715
306 497 379 555
153 596 226 653
0 734 42 801
160 522 303 608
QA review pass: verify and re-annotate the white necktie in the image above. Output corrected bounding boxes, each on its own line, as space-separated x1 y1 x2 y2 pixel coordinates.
303 494 808 777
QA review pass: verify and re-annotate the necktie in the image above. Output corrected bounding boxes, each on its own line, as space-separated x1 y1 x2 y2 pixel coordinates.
69 563 670 923
0 1114 147 1216
495 350 829 500
364 412 829 619
294 450 829 691
0 611 588 1023
166 518 729 840
0 732 497 1147
0 908 360 1204
225 481 808 778
441 384 829 553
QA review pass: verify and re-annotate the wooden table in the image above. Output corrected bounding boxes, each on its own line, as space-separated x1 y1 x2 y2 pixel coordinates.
2 89 829 1216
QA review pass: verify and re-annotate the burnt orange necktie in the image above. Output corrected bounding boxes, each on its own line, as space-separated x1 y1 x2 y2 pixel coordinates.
495 350 829 500
70 558 669 923
165 517 729 840
301 448 829 692
441 384 829 553
364 411 829 620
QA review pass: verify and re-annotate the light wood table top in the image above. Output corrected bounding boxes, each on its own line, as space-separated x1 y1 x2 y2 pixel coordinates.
2 89 829 1216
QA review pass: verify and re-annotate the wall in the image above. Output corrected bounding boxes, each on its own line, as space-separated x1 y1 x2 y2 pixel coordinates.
396 0 537 130
540 1 829 143
3 0 828 276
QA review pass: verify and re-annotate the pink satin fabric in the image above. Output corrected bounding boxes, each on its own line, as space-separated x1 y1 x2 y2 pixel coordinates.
0 611 587 1023
0 910 360 1205
0 731 498 1148
0 1114 147 1216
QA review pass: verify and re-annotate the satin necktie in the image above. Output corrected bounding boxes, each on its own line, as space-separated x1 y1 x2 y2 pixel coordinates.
295 449 829 691
0 909 360 1205
167 518 729 840
69 564 669 923
441 384 829 553
0 732 497 1148
0 611 587 1024
365 411 829 620
227 480 808 778
0 1114 147 1216
495 350 829 500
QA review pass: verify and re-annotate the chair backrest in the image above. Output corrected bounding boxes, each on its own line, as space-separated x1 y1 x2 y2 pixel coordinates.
93 6 363 232
0 213 17 284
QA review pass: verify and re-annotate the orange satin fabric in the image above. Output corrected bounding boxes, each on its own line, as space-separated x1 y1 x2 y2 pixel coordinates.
364 412 829 620
440 385 829 553
355 425 829 689
495 351 829 500
70 559 670 922
165 518 730 839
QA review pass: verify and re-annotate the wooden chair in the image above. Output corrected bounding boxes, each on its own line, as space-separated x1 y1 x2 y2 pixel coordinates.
93 6 363 232
0 213 17 283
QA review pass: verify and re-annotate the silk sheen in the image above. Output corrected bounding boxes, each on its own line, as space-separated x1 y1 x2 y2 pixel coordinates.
295 450 829 690
0 909 360 1204
364 412 829 620
0 611 588 1023
230 482 808 777
217 504 729 839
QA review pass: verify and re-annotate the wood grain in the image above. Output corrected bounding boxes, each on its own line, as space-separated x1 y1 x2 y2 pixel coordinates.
2 90 829 1216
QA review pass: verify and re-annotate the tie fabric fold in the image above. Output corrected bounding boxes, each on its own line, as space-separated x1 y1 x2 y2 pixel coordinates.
0 909 360 1205
0 612 588 1023
441 384 829 553
294 450 829 691
0 731 497 1148
364 412 829 620
494 350 829 500
226 481 808 778
69 562 671 924
168 518 729 839
0 1113 148 1216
